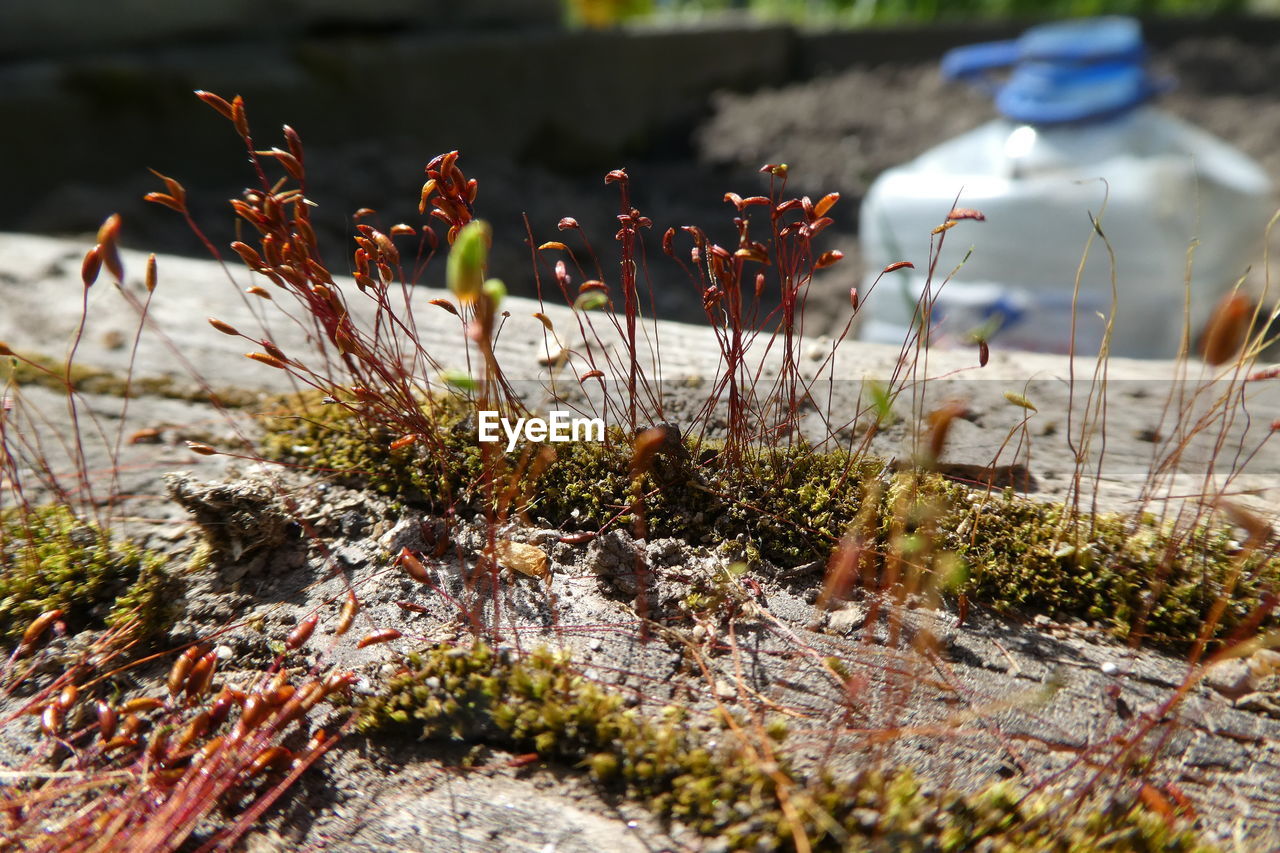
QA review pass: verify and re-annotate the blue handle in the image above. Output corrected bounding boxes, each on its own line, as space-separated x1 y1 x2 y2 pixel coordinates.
941 40 1020 82
940 18 1164 124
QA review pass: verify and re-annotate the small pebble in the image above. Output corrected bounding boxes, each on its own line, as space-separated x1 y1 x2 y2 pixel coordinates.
214 644 234 660
1100 661 1118 676
527 528 562 545
1205 658 1252 699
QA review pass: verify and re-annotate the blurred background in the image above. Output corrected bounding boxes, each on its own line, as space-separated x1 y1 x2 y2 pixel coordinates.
569 0 1255 27
3 0 1279 336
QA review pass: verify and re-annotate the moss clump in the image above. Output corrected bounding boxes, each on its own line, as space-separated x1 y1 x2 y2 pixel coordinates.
358 640 1211 851
257 392 479 502
260 396 1278 651
4 350 260 407
713 444 882 564
0 504 173 644
262 400 877 560
940 488 1268 648
874 473 1277 651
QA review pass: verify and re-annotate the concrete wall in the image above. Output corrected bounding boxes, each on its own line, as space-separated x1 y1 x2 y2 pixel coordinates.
0 21 795 226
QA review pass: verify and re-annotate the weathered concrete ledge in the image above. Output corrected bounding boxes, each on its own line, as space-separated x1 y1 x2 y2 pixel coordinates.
3 231 1277 520
5 229 1280 848
0 232 1229 388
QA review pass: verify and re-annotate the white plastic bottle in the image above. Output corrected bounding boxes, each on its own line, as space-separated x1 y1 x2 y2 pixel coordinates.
858 17 1275 358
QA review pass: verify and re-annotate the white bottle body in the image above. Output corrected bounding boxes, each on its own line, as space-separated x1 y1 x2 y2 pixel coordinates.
859 107 1274 357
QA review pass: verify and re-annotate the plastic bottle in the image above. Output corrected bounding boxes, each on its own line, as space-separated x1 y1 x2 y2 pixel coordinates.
858 17 1275 358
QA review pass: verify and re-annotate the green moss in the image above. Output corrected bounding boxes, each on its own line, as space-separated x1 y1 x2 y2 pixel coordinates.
257 392 474 501
0 505 174 644
358 640 1212 851
683 559 756 620
260 395 1279 652
4 350 260 407
941 488 1267 648
715 444 880 564
262 401 875 557
859 472 1275 650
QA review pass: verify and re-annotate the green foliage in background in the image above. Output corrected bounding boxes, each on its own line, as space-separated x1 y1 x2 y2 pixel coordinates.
566 0 656 28
566 0 1249 27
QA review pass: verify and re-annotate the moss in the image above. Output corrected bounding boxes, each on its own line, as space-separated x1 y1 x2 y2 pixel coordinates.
713 444 881 564
257 392 473 501
895 475 1275 650
683 560 755 620
0 504 174 644
358 640 1212 851
4 350 261 407
260 395 1279 652
262 400 875 556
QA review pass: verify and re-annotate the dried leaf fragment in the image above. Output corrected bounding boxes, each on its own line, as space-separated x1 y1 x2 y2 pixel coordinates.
496 540 548 579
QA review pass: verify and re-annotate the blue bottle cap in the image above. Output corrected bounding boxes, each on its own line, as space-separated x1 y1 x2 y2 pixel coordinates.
941 17 1170 124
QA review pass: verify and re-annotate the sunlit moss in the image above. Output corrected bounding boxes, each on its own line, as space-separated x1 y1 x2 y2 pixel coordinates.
260 394 1279 651
0 504 173 644
4 349 260 407
359 640 1212 851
